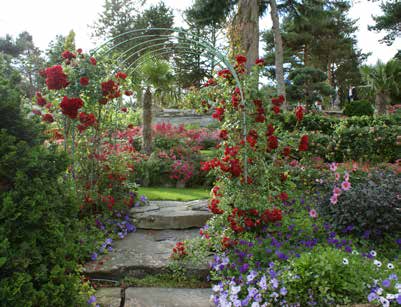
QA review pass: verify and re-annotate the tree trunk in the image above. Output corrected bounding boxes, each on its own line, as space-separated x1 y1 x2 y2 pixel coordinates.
270 0 286 109
375 91 388 115
230 0 259 72
142 87 153 154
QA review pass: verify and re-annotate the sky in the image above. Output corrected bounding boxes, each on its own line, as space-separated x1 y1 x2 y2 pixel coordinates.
0 0 399 65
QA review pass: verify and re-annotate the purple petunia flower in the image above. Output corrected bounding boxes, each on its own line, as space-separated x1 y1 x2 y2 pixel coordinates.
91 252 97 261
397 294 401 304
367 292 377 302
126 223 136 232
280 287 288 296
239 263 249 274
87 295 96 304
382 279 391 288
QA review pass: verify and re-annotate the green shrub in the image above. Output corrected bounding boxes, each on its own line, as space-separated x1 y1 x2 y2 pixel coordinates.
316 170 401 240
343 100 374 117
0 131 88 306
283 246 376 305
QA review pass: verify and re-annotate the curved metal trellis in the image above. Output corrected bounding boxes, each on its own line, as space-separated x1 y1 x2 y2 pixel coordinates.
91 27 249 180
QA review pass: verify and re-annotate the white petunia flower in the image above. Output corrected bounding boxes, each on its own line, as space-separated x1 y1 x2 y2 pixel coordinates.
387 263 394 270
370 250 377 257
379 297 389 307
374 260 382 268
342 258 349 265
352 250 359 255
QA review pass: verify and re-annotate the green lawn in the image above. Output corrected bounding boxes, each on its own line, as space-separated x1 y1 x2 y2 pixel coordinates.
137 187 210 201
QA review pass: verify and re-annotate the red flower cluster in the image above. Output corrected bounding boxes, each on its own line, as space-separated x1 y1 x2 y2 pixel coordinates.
295 105 304 121
36 92 47 106
77 112 96 132
61 50 76 61
212 107 225 121
208 198 224 214
219 129 228 140
89 57 97 65
60 96 83 119
124 90 133 96
115 71 127 80
246 129 258 148
203 78 217 87
102 195 115 211
217 69 232 79
271 95 285 114
80 77 89 86
227 207 282 233
221 236 237 249
255 58 265 66
231 87 241 109
201 146 242 178
282 146 291 157
45 65 69 90
235 54 247 65
267 135 278 151
279 192 288 201
172 241 187 258
299 135 309 151
101 80 120 101
253 99 266 123
42 113 54 123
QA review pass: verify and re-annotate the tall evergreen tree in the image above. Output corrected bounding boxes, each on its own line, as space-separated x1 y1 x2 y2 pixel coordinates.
369 0 401 46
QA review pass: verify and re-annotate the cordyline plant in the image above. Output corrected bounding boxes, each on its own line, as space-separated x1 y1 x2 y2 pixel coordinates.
34 49 138 215
197 55 310 237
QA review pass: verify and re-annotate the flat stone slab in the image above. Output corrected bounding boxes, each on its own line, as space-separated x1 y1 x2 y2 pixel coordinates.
95 288 122 307
84 229 209 280
125 288 212 307
131 200 211 230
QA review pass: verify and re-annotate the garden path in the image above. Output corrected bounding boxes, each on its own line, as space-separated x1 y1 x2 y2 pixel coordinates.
84 199 213 307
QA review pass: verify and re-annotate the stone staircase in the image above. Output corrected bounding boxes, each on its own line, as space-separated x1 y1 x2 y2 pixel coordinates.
84 200 214 307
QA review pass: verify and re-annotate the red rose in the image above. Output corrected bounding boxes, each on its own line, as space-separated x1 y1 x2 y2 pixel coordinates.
255 58 265 66
272 95 285 106
282 146 291 157
45 65 69 90
80 77 89 86
89 57 97 65
76 48 83 54
42 113 54 123
272 105 281 114
101 79 120 99
115 71 127 80
219 129 228 140
298 135 309 151
279 192 288 201
60 96 83 119
295 105 304 121
217 69 232 79
61 50 76 60
36 92 47 107
266 124 275 136
235 54 247 65
79 112 96 126
121 107 128 112
267 135 278 151
124 90 133 96
32 109 41 116
212 107 225 121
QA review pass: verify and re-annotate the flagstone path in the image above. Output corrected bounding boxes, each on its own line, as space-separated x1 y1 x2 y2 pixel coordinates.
84 199 214 307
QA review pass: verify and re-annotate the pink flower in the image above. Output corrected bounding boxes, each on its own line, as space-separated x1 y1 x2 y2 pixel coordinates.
309 209 318 218
329 162 337 172
341 181 351 191
330 194 338 205
333 187 342 195
335 173 340 181
344 172 350 181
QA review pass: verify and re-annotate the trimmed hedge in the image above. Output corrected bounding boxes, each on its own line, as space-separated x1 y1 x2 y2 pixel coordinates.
343 100 374 117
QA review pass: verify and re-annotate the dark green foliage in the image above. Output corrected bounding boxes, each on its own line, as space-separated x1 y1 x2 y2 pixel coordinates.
369 0 401 46
316 171 401 240
343 100 374 117
0 54 41 143
287 67 334 107
0 131 87 306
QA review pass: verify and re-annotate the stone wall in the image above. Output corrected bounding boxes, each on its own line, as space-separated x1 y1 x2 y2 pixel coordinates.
154 109 214 127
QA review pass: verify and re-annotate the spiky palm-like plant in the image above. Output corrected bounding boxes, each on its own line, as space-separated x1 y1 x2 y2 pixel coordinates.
361 60 401 115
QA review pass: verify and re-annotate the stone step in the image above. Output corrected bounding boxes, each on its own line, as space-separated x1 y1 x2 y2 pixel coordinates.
96 287 213 307
84 229 209 280
130 200 211 230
